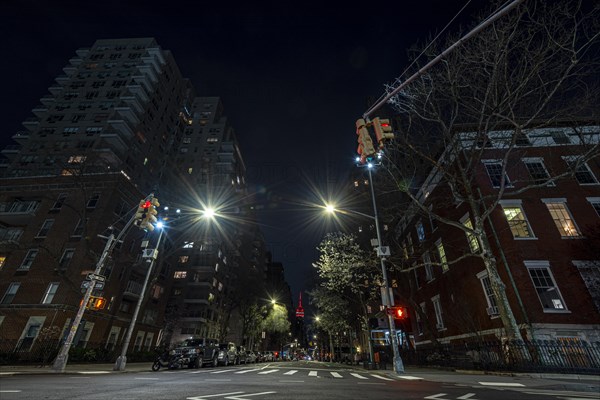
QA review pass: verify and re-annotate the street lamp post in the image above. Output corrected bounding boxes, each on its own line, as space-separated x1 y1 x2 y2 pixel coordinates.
114 226 165 371
325 165 404 374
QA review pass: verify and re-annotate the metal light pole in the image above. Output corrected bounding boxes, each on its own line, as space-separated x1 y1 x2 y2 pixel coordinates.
366 166 404 374
114 227 165 371
52 234 115 372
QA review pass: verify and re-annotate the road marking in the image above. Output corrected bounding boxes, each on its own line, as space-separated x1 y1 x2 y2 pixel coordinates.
397 375 423 380
279 380 304 383
0 390 22 393
478 382 525 387
205 379 232 382
357 382 385 385
370 374 393 381
211 369 234 374
283 370 298 375
308 371 318 377
350 373 368 379
188 391 244 400
257 369 279 375
457 394 478 399
330 372 343 378
235 369 261 374
79 371 111 374
135 377 160 380
224 391 276 400
425 394 447 400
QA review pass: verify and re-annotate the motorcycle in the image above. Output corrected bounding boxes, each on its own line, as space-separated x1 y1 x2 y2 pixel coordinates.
151 352 171 371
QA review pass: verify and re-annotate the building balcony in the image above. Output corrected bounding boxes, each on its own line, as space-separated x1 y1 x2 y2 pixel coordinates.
1 145 21 155
138 64 158 83
48 85 63 96
0 200 39 225
93 146 126 167
63 65 77 75
107 118 135 140
75 48 90 58
22 118 39 131
98 133 129 155
119 96 143 114
132 75 153 93
183 298 210 305
32 106 48 118
126 83 149 103
11 132 29 144
39 95 55 106
147 47 166 65
55 74 69 84
114 106 140 124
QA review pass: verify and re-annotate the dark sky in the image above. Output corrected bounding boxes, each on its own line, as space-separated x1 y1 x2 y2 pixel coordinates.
0 0 489 301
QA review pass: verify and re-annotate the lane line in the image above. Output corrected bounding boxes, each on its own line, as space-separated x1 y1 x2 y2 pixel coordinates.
478 382 525 387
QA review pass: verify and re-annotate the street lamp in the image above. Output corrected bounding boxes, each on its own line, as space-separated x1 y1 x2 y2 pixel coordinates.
324 165 405 374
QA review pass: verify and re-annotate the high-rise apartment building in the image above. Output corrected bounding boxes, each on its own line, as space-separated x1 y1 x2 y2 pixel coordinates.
0 38 268 360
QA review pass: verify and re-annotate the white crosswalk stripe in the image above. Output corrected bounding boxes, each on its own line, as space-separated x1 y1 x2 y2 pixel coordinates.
210 369 232 374
350 373 368 379
330 372 343 378
235 368 261 374
397 375 423 380
308 371 318 377
370 374 394 381
258 369 279 375
283 370 298 375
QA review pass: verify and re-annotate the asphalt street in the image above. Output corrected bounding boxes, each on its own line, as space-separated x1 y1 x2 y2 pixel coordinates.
1 361 598 400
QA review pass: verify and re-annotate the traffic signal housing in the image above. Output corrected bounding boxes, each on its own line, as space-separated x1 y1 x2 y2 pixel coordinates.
140 197 159 232
84 296 107 310
356 118 376 164
134 200 149 226
371 117 394 147
387 306 407 319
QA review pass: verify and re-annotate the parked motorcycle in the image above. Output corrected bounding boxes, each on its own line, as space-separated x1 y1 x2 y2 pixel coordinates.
151 352 171 371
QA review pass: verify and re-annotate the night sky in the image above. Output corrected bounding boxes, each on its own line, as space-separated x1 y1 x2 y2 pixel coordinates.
1 0 489 300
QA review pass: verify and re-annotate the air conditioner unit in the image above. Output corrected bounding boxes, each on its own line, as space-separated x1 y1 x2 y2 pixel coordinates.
486 306 499 316
142 248 158 259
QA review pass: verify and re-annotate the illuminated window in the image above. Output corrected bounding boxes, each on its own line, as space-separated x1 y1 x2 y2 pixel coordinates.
183 241 194 248
461 216 480 252
500 201 535 239
525 261 567 311
416 221 425 242
0 256 5 270
435 240 449 272
178 255 189 263
68 155 87 164
542 199 581 238
173 271 187 279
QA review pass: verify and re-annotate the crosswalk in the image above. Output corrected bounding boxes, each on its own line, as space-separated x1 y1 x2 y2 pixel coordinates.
184 367 422 381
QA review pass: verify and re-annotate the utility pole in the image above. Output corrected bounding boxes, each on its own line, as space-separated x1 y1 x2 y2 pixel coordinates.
114 228 165 371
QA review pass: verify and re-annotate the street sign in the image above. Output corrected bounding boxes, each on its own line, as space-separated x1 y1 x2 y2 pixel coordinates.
86 273 106 282
81 280 105 290
377 246 390 257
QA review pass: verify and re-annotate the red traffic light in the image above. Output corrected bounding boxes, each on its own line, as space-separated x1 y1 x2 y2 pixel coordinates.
142 200 152 209
387 306 407 319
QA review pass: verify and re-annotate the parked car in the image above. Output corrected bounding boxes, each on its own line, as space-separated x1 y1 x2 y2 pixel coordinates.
170 338 220 368
217 342 238 366
236 346 247 364
244 350 257 364
262 351 275 362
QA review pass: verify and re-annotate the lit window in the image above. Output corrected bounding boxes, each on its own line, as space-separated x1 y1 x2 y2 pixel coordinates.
0 256 5 270
523 158 553 185
477 271 499 317
525 261 567 311
41 283 59 304
68 155 87 164
435 240 449 272
542 199 581 237
461 216 480 253
563 156 598 185
183 241 194 248
416 221 425 242
501 202 535 238
179 255 189 263
173 271 187 279
483 161 511 188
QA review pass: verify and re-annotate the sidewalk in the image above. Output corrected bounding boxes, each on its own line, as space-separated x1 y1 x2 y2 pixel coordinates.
0 362 152 375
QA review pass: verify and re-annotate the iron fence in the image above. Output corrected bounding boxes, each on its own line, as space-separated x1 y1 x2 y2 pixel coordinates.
401 339 600 375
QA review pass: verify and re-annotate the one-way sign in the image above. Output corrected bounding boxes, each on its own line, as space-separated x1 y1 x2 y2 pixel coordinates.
81 280 104 290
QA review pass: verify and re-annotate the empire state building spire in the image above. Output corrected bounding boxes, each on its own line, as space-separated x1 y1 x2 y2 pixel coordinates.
295 292 305 319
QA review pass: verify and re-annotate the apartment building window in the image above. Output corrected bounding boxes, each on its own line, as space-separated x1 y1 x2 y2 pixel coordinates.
36 219 54 238
573 261 600 313
587 197 600 217
542 199 581 238
72 218 87 237
413 263 420 289
416 303 426 335
1 282 20 304
51 193 68 210
19 249 38 270
87 193 100 208
17 318 43 351
174 271 187 279
68 155 86 164
483 160 511 188
416 221 425 242
435 240 449 272
406 235 414 255
423 252 434 281
41 283 59 304
563 156 598 185
525 261 567 311
59 249 75 269
461 215 480 253
523 158 553 185
500 201 535 239
178 255 189 263
431 295 445 329
477 271 499 316
515 132 531 146
551 130 571 144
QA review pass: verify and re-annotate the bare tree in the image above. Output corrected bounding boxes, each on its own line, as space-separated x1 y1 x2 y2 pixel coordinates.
378 0 600 341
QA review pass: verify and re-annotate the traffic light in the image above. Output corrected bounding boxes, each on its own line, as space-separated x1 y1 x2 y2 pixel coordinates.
387 306 407 319
371 117 394 147
84 296 107 310
134 200 148 226
356 118 376 164
140 197 159 232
